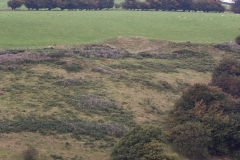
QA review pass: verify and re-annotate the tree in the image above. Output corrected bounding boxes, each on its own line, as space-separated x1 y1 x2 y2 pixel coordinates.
192 0 225 12
24 0 39 10
231 0 240 13
122 0 137 10
8 0 23 10
146 0 162 10
41 0 57 10
178 0 193 11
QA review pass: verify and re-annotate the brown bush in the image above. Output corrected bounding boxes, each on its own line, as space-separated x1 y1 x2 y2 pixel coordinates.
212 58 240 98
236 35 240 45
168 83 240 159
23 146 38 160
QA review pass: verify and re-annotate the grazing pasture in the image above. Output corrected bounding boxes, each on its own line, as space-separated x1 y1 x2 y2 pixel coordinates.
0 11 239 49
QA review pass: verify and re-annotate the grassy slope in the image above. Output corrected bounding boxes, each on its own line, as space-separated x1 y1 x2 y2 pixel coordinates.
1 37 239 159
0 11 239 49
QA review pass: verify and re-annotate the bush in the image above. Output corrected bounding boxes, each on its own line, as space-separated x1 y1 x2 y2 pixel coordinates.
63 63 83 72
170 122 211 160
236 35 240 45
23 146 38 160
174 83 227 111
111 126 178 160
212 58 240 98
141 140 179 160
168 84 240 159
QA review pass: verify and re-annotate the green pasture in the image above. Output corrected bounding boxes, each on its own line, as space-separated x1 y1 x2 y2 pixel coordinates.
0 0 8 9
0 11 239 49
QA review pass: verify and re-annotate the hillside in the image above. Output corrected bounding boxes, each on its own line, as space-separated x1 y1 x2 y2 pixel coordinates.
0 37 239 159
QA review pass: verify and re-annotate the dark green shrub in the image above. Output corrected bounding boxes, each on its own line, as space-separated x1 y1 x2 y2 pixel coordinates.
168 84 240 159
236 35 240 45
50 154 64 160
174 83 227 111
63 63 83 72
170 122 211 160
111 126 178 160
23 146 38 160
212 58 240 98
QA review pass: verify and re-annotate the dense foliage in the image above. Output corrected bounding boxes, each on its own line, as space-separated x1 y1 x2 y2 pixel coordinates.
212 58 240 98
111 126 178 160
231 0 240 13
168 84 240 159
7 0 23 10
236 35 240 45
23 0 114 10
6 0 225 12
122 0 225 12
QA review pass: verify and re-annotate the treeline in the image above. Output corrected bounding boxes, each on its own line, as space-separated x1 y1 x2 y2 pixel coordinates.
232 0 240 13
121 0 225 12
7 0 240 13
7 0 114 10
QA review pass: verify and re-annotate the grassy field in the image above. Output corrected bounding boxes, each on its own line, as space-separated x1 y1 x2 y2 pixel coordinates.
0 0 8 9
0 37 240 159
0 11 239 49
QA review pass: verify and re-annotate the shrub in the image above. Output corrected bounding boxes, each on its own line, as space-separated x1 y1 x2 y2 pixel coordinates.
174 83 227 111
111 126 178 160
236 35 240 45
63 63 83 72
141 140 179 160
168 84 240 159
212 58 240 98
23 146 38 160
170 122 211 160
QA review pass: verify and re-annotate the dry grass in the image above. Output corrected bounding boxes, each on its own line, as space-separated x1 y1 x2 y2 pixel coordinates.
0 38 239 160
